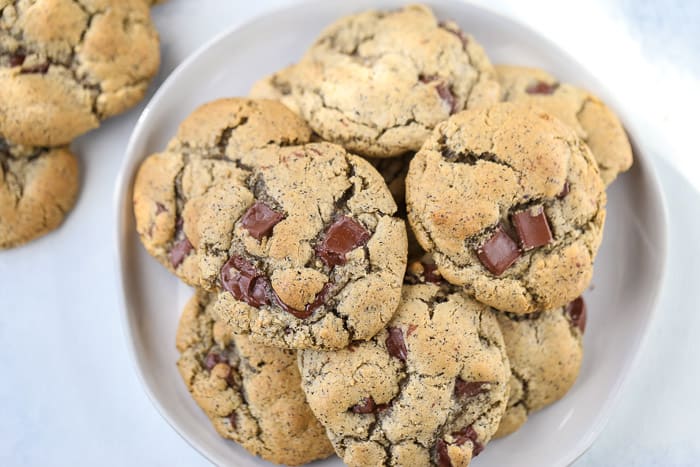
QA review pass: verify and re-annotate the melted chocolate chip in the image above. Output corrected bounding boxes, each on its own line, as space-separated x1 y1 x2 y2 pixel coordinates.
304 282 333 315
526 81 559 95
557 182 570 199
452 425 483 456
316 216 370 267
423 262 442 283
565 296 587 332
512 206 553 251
220 256 271 308
435 439 452 467
476 224 521 276
385 327 408 362
9 52 25 67
240 201 284 241
204 352 224 370
169 238 193 268
454 378 488 398
350 396 376 414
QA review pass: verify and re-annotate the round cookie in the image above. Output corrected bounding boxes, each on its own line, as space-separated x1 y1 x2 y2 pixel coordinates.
133 98 314 287
0 139 79 249
497 65 633 185
289 4 500 158
176 290 334 466
211 141 407 350
407 102 606 314
0 0 160 146
249 65 301 115
494 297 586 437
298 264 510 467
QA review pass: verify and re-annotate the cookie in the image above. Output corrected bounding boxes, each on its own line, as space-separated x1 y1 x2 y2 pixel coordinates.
249 65 300 115
298 264 510 467
133 98 313 287
210 141 407 350
407 102 606 314
289 4 500 158
0 138 79 249
497 65 633 185
0 0 160 146
494 297 586 437
176 290 334 466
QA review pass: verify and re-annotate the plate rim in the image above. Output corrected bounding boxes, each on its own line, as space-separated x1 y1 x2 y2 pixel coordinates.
113 1 670 465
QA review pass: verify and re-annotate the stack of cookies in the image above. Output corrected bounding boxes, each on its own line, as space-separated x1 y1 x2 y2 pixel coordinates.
133 5 631 466
0 0 162 249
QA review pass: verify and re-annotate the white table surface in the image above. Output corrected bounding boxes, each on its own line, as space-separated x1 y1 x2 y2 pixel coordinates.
1 1 698 466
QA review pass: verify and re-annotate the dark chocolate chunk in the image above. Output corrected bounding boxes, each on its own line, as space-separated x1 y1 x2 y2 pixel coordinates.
435 439 452 467
220 256 271 308
452 425 484 456
240 201 284 241
526 81 559 95
9 52 25 67
565 296 587 332
169 238 193 268
304 282 333 315
350 396 376 414
228 412 238 429
454 378 488 398
385 327 408 362
423 262 442 283
512 206 553 251
476 224 521 275
420 75 457 114
316 216 370 267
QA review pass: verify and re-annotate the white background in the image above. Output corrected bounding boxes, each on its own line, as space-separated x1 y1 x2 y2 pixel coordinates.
1 0 699 465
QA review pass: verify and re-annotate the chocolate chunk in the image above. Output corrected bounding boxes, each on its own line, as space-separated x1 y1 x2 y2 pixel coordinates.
350 396 376 414
304 282 333 315
420 75 458 114
512 206 553 251
227 255 259 277
220 256 271 308
240 201 284 241
228 412 238 429
316 216 370 267
9 52 25 67
385 327 408 362
565 296 587 332
204 352 223 370
422 262 442 283
452 425 484 456
476 224 521 275
435 439 452 467
526 81 559 95
557 182 570 199
169 238 193 268
454 378 488 398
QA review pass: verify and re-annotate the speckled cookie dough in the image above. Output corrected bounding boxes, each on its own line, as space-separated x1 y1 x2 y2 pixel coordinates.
494 297 586 437
0 0 160 146
249 64 301 115
289 4 501 158
407 102 606 314
0 138 79 249
299 262 510 467
497 65 633 185
176 289 334 466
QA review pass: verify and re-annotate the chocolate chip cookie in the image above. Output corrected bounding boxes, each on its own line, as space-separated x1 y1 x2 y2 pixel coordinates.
176 290 334 466
494 297 586 437
407 102 606 314
298 265 510 467
289 4 501 158
249 65 300 115
0 0 160 146
133 98 313 287
497 65 633 185
0 138 79 249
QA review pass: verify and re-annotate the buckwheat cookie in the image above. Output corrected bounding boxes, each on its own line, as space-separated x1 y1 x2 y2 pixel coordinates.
0 0 160 146
133 98 313 286
289 4 501 158
0 138 79 249
495 297 586 437
407 102 606 314
249 65 300 114
176 290 334 466
299 263 510 467
497 65 633 185
211 141 407 350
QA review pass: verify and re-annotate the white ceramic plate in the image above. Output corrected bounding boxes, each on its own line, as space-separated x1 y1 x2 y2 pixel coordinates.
115 1 668 465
